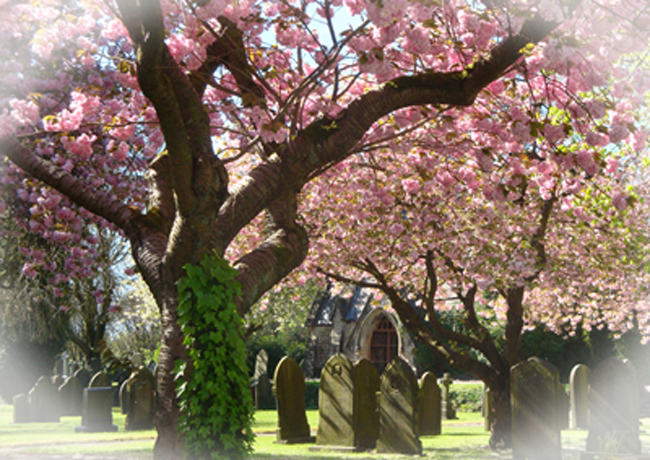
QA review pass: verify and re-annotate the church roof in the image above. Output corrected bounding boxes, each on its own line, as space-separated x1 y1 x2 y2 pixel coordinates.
306 284 376 327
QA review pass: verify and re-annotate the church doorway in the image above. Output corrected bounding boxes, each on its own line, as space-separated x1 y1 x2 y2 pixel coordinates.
369 316 398 374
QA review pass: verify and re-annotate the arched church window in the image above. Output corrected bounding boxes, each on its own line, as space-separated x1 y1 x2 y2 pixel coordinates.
370 316 398 374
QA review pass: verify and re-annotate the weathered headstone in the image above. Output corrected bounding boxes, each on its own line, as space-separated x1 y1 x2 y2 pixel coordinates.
510 357 561 460
569 364 590 429
12 393 30 423
440 373 457 420
29 376 60 423
88 371 111 388
376 356 422 455
586 357 641 455
254 373 275 410
59 375 84 416
316 354 355 449
483 386 493 431
73 368 91 388
120 366 155 430
253 349 269 380
273 356 314 443
352 358 380 450
76 387 118 432
418 372 441 436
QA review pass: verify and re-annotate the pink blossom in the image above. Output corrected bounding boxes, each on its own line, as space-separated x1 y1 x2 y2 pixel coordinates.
585 131 608 147
108 305 119 313
21 262 37 279
402 178 421 195
62 133 96 158
612 193 629 211
59 305 70 312
53 288 63 298
102 18 128 40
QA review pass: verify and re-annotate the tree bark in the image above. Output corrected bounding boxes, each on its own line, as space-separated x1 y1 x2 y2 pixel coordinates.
488 377 512 450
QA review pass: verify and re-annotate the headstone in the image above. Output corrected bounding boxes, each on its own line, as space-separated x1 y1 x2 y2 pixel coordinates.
569 364 590 429
132 353 144 367
315 354 355 449
418 372 441 436
88 371 111 388
352 358 380 450
254 373 275 410
253 349 269 380
557 383 570 430
13 393 30 423
59 376 84 416
273 356 314 443
52 375 64 388
73 368 91 388
586 357 641 455
29 376 60 423
76 387 118 432
483 386 493 431
376 356 422 455
440 373 457 420
510 357 561 460
119 367 155 430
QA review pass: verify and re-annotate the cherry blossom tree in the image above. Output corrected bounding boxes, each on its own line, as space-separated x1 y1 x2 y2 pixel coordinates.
0 0 648 457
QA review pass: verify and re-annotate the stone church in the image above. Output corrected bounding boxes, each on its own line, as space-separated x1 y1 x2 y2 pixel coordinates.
303 284 417 377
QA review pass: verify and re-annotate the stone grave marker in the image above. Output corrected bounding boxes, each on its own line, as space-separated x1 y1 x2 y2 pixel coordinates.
88 371 111 388
315 353 355 449
73 368 91 388
273 356 314 443
511 357 561 460
13 393 30 423
376 356 422 455
570 364 590 429
254 373 275 410
440 373 457 420
120 366 156 430
59 375 84 416
76 387 118 432
418 372 441 436
29 376 60 423
254 349 269 380
483 386 493 431
352 358 380 450
586 357 640 455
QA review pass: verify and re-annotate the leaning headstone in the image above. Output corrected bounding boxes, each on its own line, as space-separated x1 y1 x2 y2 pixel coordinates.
29 376 60 423
511 357 561 460
88 371 111 388
73 368 91 388
274 356 314 443
418 372 441 436
569 364 590 429
315 354 355 449
120 367 155 430
586 357 641 455
352 358 380 450
13 393 30 423
253 349 269 380
440 373 457 420
76 387 118 432
376 356 422 455
254 373 275 410
59 375 84 416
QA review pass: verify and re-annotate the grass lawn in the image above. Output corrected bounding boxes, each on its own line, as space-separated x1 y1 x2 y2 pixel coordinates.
2 404 649 459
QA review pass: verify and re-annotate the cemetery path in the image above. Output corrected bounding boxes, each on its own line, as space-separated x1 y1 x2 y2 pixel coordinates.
0 438 154 460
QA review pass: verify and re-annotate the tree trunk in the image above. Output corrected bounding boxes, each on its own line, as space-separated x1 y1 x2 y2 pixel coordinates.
488 377 512 450
152 287 186 460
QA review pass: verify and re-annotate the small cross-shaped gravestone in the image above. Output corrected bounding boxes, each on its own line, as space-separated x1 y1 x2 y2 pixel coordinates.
274 356 314 443
418 372 441 436
440 373 456 420
569 364 590 429
376 356 422 455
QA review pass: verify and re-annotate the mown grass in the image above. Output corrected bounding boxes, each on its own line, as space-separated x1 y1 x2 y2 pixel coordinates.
3 404 649 459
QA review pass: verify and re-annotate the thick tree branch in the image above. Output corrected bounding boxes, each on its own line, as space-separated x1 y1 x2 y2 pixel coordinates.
0 138 140 237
